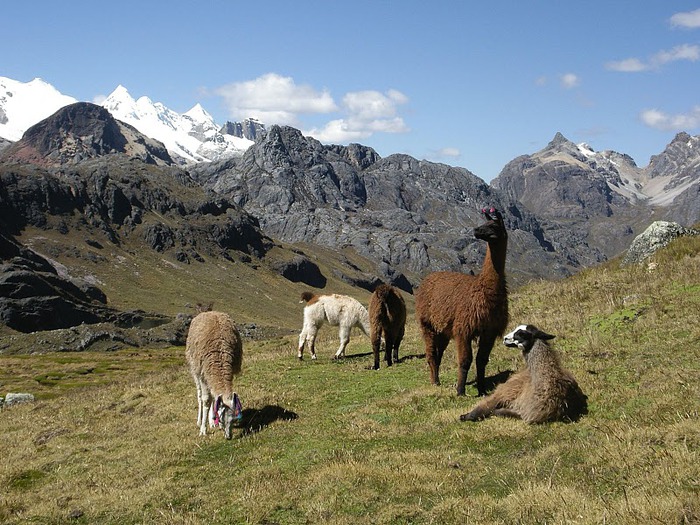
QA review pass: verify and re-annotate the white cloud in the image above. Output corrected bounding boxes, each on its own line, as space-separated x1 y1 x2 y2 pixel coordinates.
670 8 700 28
92 94 107 105
560 73 580 89
605 58 647 72
215 73 338 126
640 106 700 131
306 119 370 143
215 74 409 144
342 89 408 120
436 147 460 158
305 88 409 143
652 44 700 66
606 44 700 72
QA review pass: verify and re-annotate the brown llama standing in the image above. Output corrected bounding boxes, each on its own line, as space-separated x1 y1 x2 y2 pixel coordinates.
368 283 407 369
415 208 509 396
460 324 588 423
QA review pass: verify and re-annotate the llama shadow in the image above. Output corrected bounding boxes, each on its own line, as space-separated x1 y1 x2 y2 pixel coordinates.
396 353 426 363
239 405 298 437
343 351 374 360
467 369 513 394
359 353 425 370
347 352 426 364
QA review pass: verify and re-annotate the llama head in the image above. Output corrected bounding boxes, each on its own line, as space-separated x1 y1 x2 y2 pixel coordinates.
474 207 507 242
503 324 555 352
300 291 315 304
214 394 242 440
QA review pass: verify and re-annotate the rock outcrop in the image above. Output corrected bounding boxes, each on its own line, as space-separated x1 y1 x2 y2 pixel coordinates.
622 221 700 265
195 126 582 286
0 230 162 333
2 102 173 167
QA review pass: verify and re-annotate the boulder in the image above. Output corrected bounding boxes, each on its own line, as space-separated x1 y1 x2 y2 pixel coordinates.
622 221 700 265
3 393 35 407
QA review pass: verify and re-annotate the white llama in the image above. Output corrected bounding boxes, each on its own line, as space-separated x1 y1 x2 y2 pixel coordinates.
297 291 370 360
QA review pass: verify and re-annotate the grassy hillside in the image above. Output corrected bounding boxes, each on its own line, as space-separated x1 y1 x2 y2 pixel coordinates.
1 235 699 524
10 226 383 336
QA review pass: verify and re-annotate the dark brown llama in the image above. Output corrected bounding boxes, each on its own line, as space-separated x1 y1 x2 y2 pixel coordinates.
459 324 588 423
415 207 509 396
368 283 407 369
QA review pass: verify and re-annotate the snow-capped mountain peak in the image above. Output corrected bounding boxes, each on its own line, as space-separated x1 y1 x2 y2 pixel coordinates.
101 85 254 164
1 77 256 165
0 77 77 141
577 142 595 157
184 103 212 122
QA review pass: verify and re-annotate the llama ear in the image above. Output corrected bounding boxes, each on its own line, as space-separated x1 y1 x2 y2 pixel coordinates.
532 327 555 340
481 208 493 220
214 395 223 413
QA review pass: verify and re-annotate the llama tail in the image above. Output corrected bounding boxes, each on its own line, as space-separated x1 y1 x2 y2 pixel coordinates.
360 306 371 336
375 284 392 302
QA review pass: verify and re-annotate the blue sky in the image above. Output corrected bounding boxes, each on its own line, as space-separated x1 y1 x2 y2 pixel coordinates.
5 1 700 181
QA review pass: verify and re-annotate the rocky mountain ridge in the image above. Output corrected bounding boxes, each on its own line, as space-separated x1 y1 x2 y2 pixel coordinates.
194 126 598 285
491 132 699 259
1 101 699 344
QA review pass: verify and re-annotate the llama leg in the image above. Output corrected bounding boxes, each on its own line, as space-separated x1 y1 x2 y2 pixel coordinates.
475 334 497 396
199 389 212 436
308 326 319 360
423 328 449 386
460 398 494 421
335 325 351 359
297 329 306 360
492 408 522 419
384 334 395 367
393 327 405 364
455 336 474 396
194 378 204 428
300 325 319 360
371 328 382 370
421 324 440 385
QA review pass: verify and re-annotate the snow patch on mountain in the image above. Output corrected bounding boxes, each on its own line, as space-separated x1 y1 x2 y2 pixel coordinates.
101 86 253 164
0 77 77 141
0 77 254 165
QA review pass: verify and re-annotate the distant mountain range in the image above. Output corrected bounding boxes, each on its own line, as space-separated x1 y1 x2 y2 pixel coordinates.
1 78 699 277
1 84 699 336
0 77 263 164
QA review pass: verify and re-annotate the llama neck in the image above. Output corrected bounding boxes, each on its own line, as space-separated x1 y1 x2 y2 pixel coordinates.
526 341 561 380
480 240 507 286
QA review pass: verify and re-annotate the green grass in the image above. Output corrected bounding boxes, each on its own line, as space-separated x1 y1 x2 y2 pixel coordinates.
1 238 699 524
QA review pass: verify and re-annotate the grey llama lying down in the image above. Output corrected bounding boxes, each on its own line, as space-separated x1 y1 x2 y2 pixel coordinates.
460 324 588 424
186 311 243 439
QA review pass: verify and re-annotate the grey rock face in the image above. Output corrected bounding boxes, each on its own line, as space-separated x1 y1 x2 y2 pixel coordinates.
269 254 327 288
622 221 700 265
1 102 173 167
493 132 700 265
0 154 272 259
492 133 644 258
195 126 583 286
220 118 266 141
649 133 700 226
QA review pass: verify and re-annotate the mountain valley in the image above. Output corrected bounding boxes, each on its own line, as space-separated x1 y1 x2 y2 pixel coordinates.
0 78 699 347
